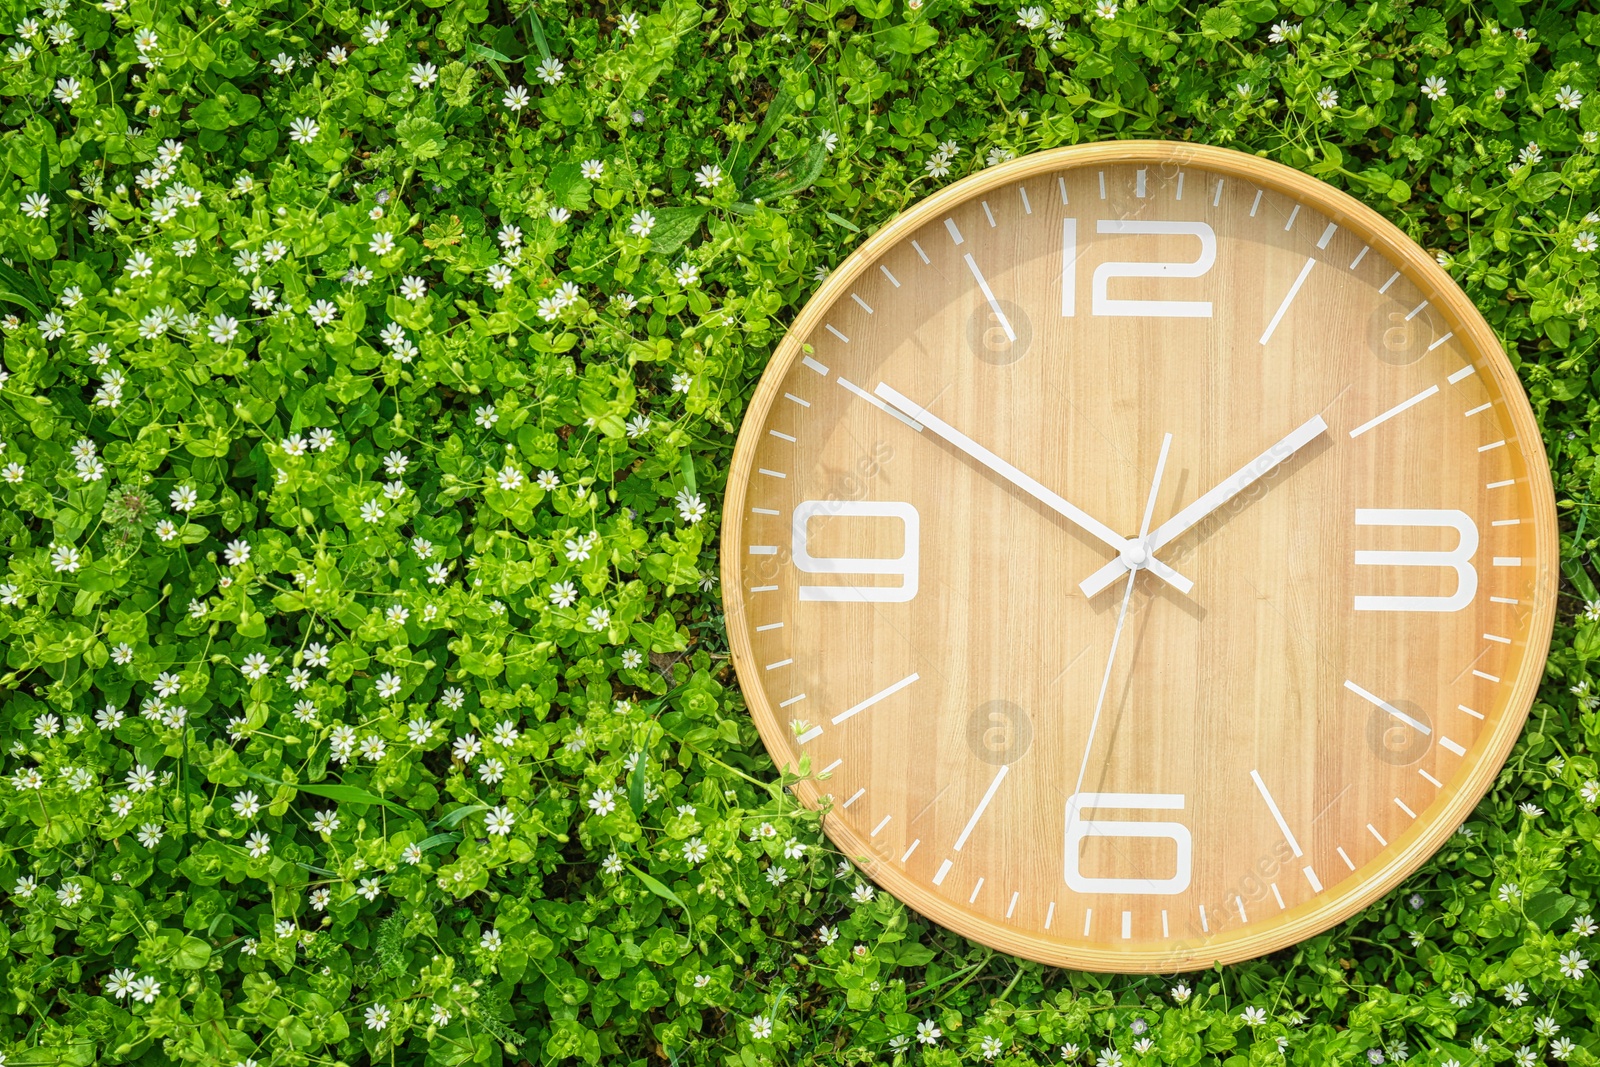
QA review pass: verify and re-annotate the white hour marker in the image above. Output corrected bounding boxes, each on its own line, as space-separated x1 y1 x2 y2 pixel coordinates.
779 693 806 707
1484 633 1511 644
831 672 919 726
1019 187 1032 214
1122 911 1132 938
969 878 984 903
1405 299 1429 321
1478 439 1505 453
1492 557 1520 567
1487 479 1515 489
1348 384 1438 438
871 814 891 836
1473 669 1500 682
880 264 900 287
1259 256 1316 344
1250 189 1263 216
1098 171 1106 199
1250 769 1304 857
821 758 842 774
824 324 849 343
901 838 920 862
1457 705 1483 719
944 218 964 245
755 622 783 632
1236 897 1248 922
1270 883 1285 909
765 658 792 671
1135 168 1147 198
1045 901 1056 929
1394 797 1417 818
1317 222 1337 248
757 467 786 479
963 253 1017 341
1440 736 1467 756
1349 245 1370 269
749 584 778 592
1345 679 1432 735
801 355 828 375
1303 866 1323 892
1419 768 1442 787
1212 178 1223 206
1283 204 1301 230
749 545 777 555
797 724 822 744
1162 910 1169 937
1175 172 1184 200
933 858 952 885
1084 909 1094 935
981 201 996 228
1199 905 1210 933
1007 891 1020 918
1337 847 1355 870
851 293 874 314
952 765 1009 851
1428 331 1455 351
912 240 929 263
1490 596 1518 604
784 392 810 407
1465 402 1492 416
1060 218 1077 318
767 431 795 443
1367 823 1388 846
1491 519 1521 527
1058 176 1068 204
1379 271 1400 293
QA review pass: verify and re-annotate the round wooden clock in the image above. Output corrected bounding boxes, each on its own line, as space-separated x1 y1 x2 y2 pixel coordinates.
719 141 1557 971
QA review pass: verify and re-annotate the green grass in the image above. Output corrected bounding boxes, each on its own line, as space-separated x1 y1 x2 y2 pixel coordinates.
0 0 1598 1064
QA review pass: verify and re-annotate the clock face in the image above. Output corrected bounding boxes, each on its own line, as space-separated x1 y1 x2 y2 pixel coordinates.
720 143 1556 970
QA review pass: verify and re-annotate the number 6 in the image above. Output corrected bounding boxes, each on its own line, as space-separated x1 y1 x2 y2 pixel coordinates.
1064 792 1192 895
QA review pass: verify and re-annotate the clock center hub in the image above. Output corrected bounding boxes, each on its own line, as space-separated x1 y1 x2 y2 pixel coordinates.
1119 538 1151 569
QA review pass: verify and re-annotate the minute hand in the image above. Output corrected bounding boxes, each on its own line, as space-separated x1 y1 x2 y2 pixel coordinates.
1077 414 1329 598
874 382 1194 595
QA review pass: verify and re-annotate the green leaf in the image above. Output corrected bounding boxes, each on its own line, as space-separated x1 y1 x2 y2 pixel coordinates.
627 863 689 916
680 453 697 494
243 771 420 823
646 207 706 257
628 751 646 816
436 804 489 829
173 935 212 970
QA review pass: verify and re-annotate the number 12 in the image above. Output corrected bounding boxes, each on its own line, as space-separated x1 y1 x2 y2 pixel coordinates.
1061 219 1217 319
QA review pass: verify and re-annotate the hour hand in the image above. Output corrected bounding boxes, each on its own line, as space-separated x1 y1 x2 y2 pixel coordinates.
1077 414 1329 598
874 382 1194 595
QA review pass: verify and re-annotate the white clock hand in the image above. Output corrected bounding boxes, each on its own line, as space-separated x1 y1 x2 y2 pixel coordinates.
1070 433 1173 802
874 382 1194 595
1077 414 1329 598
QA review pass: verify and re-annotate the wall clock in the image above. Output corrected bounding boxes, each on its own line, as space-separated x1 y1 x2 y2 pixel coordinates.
719 141 1557 971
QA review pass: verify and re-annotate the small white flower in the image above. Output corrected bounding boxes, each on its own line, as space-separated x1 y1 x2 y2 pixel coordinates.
311 810 341 833
486 806 516 835
364 1004 391 1031
694 164 723 189
376 672 403 699
586 606 611 632
502 85 530 111
535 57 564 85
817 130 839 155
369 231 395 256
410 62 439 88
1316 87 1340 109
1093 0 1118 18
130 976 162 1003
1240 1006 1267 1025
851 882 875 903
224 539 251 565
750 1015 773 1040
916 1019 941 1045
1573 232 1597 253
1555 85 1583 110
288 117 321 144
629 210 656 237
50 543 81 573
1501 980 1528 1005
1422 76 1448 101
19 192 50 219
1268 21 1299 42
674 262 700 287
1560 949 1589 979
582 159 605 180
54 77 84 105
588 789 617 816
208 315 239 345
231 790 261 818
361 19 389 45
246 831 271 858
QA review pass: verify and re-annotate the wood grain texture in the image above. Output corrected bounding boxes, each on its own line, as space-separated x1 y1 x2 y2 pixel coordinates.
719 142 1558 971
